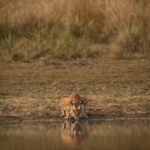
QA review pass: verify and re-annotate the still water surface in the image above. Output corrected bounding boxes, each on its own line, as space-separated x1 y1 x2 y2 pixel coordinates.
0 119 150 150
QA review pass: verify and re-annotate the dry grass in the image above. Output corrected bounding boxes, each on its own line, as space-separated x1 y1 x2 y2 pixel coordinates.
0 59 150 119
0 0 149 61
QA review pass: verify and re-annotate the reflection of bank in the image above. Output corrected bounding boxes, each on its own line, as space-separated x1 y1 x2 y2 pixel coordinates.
61 120 88 145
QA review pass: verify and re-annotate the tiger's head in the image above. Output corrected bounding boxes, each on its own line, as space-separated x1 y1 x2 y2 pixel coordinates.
60 94 90 119
69 94 87 119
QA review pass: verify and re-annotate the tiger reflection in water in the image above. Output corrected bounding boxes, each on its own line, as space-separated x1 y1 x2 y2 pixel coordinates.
61 120 88 145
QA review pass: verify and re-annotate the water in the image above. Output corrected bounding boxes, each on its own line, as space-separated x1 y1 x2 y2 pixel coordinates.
0 119 150 150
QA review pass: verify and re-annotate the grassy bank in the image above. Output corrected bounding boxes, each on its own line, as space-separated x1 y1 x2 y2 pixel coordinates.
0 59 150 119
0 0 150 61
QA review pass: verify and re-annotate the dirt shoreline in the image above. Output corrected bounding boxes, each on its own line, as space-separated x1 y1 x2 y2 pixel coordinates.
0 58 150 121
1 114 150 125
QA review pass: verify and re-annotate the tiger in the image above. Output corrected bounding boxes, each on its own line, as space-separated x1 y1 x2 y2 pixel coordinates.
61 120 88 145
59 94 90 120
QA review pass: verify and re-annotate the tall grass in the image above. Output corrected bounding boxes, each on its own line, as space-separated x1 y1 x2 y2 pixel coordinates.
0 0 149 61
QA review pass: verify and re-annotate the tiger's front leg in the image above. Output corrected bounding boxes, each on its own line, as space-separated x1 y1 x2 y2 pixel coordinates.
64 110 71 119
61 110 66 117
79 104 88 119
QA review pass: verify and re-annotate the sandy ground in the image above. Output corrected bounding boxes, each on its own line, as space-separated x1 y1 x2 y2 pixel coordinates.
0 58 150 121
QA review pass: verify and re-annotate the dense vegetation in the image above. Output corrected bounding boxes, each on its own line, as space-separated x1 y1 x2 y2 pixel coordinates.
0 0 149 61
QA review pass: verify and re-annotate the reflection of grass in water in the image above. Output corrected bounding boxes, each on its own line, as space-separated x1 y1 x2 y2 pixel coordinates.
0 117 5 125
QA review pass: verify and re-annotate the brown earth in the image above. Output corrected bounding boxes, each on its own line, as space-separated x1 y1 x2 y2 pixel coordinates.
0 58 150 121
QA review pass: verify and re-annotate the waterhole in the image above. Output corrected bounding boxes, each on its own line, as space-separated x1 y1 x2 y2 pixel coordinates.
0 119 150 150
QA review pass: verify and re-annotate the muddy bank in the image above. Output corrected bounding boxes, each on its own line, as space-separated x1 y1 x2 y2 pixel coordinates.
1 115 150 125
